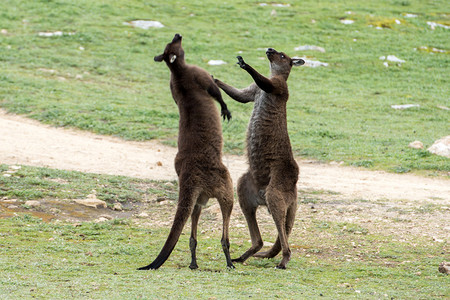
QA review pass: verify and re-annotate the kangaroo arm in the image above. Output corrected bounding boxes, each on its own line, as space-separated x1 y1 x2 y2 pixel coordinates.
214 78 255 104
244 64 274 94
207 80 232 121
237 56 274 94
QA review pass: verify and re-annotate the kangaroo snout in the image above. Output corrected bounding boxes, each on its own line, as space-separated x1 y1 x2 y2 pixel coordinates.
266 48 277 55
172 33 182 43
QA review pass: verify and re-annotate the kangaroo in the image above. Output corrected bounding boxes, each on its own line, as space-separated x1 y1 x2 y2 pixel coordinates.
214 49 304 269
139 34 234 270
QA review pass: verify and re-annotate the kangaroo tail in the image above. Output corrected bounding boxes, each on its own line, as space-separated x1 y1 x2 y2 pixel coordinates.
138 189 198 270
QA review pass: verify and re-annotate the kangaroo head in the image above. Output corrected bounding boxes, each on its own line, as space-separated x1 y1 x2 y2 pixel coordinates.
154 33 185 65
266 48 304 79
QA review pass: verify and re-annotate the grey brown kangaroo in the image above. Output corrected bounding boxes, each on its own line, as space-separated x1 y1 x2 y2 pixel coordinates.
139 34 234 270
214 48 304 269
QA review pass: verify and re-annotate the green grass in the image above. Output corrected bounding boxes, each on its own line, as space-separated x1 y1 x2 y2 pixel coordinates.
0 0 448 174
0 164 177 204
1 164 449 298
0 208 447 299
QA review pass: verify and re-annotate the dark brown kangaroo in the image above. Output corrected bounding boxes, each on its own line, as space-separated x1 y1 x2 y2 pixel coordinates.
139 34 234 270
214 49 304 269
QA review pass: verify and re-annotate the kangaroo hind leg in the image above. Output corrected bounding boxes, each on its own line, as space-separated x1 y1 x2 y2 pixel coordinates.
254 198 297 259
232 172 264 263
189 202 203 269
214 171 235 268
265 186 296 269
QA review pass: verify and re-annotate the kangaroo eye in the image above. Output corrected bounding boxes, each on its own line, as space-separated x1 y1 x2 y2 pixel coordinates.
281 54 285 58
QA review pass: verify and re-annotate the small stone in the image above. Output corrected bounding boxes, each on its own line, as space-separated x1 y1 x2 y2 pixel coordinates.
438 262 450 274
428 136 450 158
74 198 107 209
1 199 17 203
49 208 61 214
95 217 109 223
99 214 113 220
408 141 424 149
25 200 40 208
113 203 123 211
137 212 149 218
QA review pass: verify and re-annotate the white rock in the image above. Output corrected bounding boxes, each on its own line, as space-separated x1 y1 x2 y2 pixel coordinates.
38 31 75 37
207 60 227 65
340 19 354 25
391 104 420 110
408 141 424 149
294 45 325 53
404 13 417 18
428 136 450 158
386 55 405 63
427 22 450 30
380 55 405 63
123 20 164 29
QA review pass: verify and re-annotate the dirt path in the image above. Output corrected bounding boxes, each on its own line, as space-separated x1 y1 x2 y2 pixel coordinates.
1 109 449 203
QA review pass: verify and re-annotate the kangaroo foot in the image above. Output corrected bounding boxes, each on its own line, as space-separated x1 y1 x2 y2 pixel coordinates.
253 250 277 259
231 256 246 263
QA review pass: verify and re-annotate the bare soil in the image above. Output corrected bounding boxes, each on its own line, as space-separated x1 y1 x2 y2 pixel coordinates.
1 109 449 242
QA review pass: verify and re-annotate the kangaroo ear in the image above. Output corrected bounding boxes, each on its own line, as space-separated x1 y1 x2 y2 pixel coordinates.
292 58 305 66
154 54 164 62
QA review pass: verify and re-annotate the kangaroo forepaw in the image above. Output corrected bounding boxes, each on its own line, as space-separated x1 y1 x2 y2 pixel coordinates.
236 56 246 69
221 109 232 121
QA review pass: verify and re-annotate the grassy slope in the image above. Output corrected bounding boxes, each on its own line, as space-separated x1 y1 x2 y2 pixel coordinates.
0 0 449 174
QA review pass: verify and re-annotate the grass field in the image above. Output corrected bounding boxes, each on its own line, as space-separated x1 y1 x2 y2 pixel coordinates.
1 165 448 299
1 0 449 174
0 1 449 298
